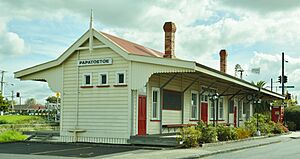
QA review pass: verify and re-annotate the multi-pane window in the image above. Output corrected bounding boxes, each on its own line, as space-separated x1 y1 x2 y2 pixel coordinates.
116 71 126 84
210 100 215 120
191 92 198 119
99 72 108 85
152 88 160 119
219 98 224 119
83 73 92 86
238 101 243 119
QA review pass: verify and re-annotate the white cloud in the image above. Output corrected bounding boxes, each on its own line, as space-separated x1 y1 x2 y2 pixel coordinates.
0 19 29 58
2 0 300 102
219 0 300 14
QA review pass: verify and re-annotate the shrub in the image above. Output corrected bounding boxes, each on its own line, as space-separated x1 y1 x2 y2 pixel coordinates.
216 124 237 141
244 114 273 135
236 127 251 139
177 126 201 147
272 123 288 134
286 121 296 131
285 106 300 130
196 122 217 143
0 130 27 142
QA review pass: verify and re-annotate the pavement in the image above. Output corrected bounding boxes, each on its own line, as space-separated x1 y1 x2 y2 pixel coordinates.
0 131 299 159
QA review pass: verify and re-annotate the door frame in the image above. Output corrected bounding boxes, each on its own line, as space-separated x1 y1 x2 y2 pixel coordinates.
138 95 147 135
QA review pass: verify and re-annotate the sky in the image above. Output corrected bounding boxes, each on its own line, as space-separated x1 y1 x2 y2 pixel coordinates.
0 0 300 104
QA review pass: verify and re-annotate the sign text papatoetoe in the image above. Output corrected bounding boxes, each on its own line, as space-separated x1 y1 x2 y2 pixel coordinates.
78 58 113 66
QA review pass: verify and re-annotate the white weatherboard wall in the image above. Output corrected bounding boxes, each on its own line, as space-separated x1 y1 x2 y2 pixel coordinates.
147 73 204 134
61 46 130 144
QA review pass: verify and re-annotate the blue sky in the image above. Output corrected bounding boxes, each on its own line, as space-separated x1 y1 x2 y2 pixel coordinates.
1 0 300 104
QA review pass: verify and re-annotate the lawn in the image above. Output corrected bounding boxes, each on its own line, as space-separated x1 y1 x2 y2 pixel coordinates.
0 115 46 124
0 130 26 142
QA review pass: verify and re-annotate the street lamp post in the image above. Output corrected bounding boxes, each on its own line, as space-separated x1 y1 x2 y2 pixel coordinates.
282 52 284 96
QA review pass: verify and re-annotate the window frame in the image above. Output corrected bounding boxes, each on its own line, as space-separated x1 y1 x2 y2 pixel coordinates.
115 71 126 85
151 87 160 120
99 72 109 86
190 90 199 120
82 73 92 86
219 98 224 119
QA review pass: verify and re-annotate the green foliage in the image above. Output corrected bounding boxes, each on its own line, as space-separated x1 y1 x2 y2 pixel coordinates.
284 106 300 130
177 126 201 147
196 121 217 143
272 123 288 134
216 124 237 141
244 113 288 135
0 94 9 111
46 96 61 103
0 130 26 142
236 127 251 139
286 121 296 131
0 115 46 124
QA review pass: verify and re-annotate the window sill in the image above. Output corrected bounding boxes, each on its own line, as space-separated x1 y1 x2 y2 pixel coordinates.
209 119 225 121
189 119 199 122
150 119 161 122
162 109 182 111
80 86 93 88
113 84 128 87
96 85 110 88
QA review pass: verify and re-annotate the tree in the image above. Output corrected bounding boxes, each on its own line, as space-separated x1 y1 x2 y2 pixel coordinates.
0 94 9 111
251 80 266 89
46 96 61 103
25 98 37 108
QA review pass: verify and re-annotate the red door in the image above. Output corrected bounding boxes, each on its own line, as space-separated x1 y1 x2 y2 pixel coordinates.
234 107 237 127
201 102 208 123
138 96 147 135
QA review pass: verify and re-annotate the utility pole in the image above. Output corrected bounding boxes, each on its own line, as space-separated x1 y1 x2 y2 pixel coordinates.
282 52 285 96
11 90 14 111
271 78 273 92
0 70 6 96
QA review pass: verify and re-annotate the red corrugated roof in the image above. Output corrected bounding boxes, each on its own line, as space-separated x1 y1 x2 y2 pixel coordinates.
101 32 164 57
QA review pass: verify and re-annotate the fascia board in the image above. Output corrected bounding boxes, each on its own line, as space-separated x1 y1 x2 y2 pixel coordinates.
127 54 195 70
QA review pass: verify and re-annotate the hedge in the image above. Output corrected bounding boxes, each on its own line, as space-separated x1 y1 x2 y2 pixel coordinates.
284 106 300 130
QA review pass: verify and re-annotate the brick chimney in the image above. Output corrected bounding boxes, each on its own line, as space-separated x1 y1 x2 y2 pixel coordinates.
219 49 228 73
163 22 176 58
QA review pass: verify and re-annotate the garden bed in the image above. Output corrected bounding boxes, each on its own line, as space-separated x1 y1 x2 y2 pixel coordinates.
177 114 289 148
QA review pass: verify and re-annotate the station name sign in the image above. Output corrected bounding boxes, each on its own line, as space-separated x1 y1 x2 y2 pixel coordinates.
78 58 113 66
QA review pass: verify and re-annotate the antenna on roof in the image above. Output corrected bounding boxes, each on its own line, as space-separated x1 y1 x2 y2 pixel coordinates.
89 9 93 30
89 9 94 53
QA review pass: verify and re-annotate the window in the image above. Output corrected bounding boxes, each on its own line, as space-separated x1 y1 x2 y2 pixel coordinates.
99 72 108 85
243 101 250 120
152 88 160 119
229 100 234 113
219 98 224 119
201 95 208 102
238 101 243 119
82 73 92 86
210 100 215 120
191 91 198 120
163 90 182 110
116 71 126 84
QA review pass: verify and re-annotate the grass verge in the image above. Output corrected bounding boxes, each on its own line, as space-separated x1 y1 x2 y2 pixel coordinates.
0 130 26 143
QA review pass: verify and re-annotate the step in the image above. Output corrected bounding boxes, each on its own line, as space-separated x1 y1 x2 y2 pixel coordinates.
128 135 179 146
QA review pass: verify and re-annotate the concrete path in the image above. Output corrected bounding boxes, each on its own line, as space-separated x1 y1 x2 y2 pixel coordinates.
0 132 299 159
101 132 300 159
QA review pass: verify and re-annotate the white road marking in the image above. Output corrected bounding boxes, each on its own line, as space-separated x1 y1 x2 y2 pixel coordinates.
30 147 93 155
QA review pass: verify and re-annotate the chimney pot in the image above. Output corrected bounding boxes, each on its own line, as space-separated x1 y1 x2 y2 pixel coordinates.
163 22 176 58
219 49 228 73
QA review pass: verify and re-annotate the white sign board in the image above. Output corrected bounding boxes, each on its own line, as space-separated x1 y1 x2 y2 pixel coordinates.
78 58 113 66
